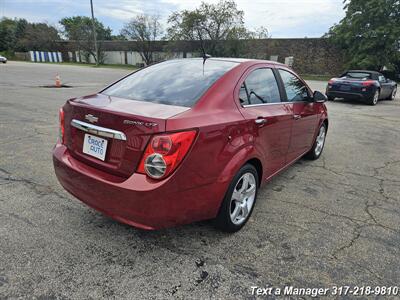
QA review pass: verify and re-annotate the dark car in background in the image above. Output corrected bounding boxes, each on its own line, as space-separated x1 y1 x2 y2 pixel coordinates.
326 70 397 105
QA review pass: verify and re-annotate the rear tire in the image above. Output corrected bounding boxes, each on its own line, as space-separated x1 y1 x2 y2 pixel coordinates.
327 95 335 101
368 90 380 105
388 86 397 100
305 123 327 160
215 164 259 232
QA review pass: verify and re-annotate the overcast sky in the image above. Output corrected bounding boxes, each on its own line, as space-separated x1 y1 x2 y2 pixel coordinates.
1 0 346 38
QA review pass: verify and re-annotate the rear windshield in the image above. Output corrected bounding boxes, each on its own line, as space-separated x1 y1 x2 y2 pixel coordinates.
102 59 238 107
343 72 372 79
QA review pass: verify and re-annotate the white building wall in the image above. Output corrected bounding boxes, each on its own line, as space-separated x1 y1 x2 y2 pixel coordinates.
88 55 96 64
103 51 125 64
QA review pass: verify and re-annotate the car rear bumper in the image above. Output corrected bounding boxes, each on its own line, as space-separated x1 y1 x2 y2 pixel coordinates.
326 90 374 101
53 143 225 230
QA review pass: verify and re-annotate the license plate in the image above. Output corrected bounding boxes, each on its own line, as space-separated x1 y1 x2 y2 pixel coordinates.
82 134 108 161
340 85 351 91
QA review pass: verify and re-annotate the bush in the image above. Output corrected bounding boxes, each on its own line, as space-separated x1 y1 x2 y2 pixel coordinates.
0 50 14 59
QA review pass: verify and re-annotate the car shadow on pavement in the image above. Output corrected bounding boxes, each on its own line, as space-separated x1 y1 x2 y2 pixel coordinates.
330 98 396 106
71 157 311 253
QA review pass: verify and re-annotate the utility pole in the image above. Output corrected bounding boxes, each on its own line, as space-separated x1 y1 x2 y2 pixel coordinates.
90 0 99 66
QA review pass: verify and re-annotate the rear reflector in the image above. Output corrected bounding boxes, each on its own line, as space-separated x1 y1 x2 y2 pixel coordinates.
144 153 167 179
137 130 197 179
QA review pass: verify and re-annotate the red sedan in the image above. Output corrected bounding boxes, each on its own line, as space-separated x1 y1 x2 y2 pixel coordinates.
53 58 328 232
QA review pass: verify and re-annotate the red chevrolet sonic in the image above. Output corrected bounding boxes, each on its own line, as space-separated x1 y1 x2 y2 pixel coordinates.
53 58 328 232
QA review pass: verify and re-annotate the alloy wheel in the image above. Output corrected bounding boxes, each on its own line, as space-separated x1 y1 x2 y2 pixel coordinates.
314 125 326 156
229 172 257 225
373 91 379 105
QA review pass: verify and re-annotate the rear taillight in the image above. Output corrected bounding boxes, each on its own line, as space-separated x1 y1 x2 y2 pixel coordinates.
137 130 197 179
328 78 336 84
59 108 64 144
362 80 374 86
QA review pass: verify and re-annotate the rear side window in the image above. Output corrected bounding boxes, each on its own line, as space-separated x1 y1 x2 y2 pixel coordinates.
278 69 310 102
240 68 281 106
102 59 238 107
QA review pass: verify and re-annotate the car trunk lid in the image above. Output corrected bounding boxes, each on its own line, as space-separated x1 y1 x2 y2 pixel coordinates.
331 78 372 92
63 93 190 178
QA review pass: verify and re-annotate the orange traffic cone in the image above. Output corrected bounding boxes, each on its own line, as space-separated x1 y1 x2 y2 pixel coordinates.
55 74 61 88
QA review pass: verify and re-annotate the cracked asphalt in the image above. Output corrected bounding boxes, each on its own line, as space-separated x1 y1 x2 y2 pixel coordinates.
1 61 399 299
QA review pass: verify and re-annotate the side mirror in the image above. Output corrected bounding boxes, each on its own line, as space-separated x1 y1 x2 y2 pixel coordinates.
313 91 327 103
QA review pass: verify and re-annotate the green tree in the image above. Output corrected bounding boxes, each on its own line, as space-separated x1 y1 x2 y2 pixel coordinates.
121 14 163 65
0 18 17 51
59 16 112 63
17 22 59 51
167 0 262 57
0 18 59 52
110 34 127 41
327 0 400 71
14 19 28 41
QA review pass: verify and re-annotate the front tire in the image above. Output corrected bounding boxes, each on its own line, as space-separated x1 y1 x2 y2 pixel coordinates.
305 123 327 160
327 95 335 101
215 164 259 232
368 90 380 105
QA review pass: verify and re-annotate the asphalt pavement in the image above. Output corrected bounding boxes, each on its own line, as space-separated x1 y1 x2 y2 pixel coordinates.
1 61 399 299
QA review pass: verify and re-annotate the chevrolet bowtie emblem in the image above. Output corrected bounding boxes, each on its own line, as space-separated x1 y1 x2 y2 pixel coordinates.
85 114 98 123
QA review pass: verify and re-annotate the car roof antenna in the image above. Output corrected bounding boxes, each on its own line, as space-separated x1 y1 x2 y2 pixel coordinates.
203 53 211 65
202 53 211 75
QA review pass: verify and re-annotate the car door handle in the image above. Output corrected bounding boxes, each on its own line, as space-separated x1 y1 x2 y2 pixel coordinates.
255 118 267 125
293 114 302 120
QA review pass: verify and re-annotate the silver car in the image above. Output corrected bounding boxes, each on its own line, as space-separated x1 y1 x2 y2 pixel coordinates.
0 55 7 63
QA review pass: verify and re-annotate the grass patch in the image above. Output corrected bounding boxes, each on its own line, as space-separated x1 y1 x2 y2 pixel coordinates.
0 50 15 59
300 74 333 81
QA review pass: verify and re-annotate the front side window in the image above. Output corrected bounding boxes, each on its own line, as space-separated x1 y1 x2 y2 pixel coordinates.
278 69 310 102
240 68 281 106
378 75 386 82
102 59 238 107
